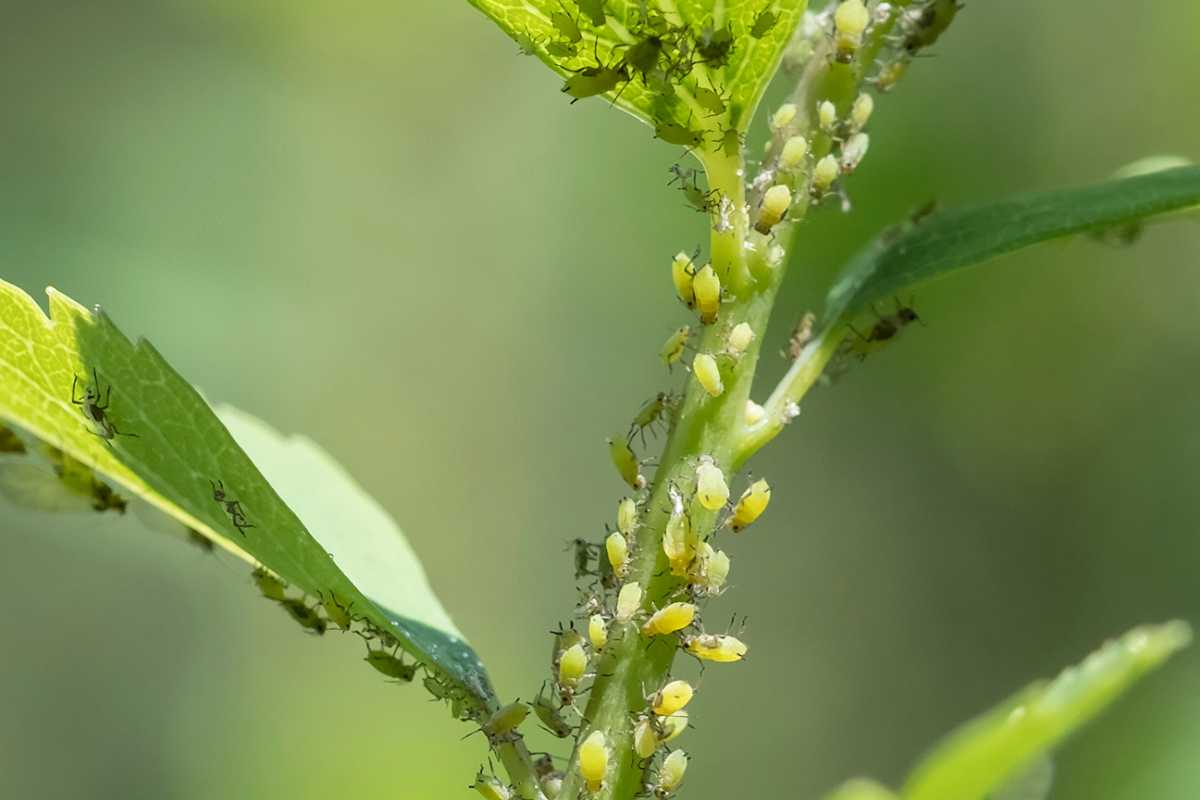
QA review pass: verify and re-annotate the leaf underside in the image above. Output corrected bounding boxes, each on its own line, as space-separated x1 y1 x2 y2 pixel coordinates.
0 281 493 703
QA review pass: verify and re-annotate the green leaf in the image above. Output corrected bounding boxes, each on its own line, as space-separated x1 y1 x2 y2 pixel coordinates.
0 281 493 704
824 165 1200 323
821 778 899 800
901 621 1192 800
988 755 1053 800
466 0 806 137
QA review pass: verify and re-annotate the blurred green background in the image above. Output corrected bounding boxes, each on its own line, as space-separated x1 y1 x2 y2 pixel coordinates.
2 1 1198 798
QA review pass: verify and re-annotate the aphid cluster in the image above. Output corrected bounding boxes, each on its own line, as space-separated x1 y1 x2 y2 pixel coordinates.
210 479 255 535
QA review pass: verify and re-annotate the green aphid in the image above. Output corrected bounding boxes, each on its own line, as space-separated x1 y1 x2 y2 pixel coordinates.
0 424 25 454
280 597 327 635
364 649 418 682
187 529 216 554
424 674 450 701
750 9 779 38
693 84 728 116
654 120 705 149
533 683 574 738
547 40 578 59
551 4 583 44
514 28 539 56
718 127 743 158
90 480 127 514
904 0 961 54
576 0 607 27
562 64 629 104
668 164 720 212
624 35 665 81
607 436 646 490
568 537 597 578
695 25 734 65
660 325 691 370
321 591 355 631
628 392 676 446
252 567 288 602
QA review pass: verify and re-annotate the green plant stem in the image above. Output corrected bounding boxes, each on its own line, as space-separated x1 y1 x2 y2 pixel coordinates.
495 736 546 800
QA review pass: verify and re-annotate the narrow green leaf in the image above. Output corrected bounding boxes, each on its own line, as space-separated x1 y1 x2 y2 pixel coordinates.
989 755 1053 800
0 281 493 704
824 166 1200 323
901 621 1192 800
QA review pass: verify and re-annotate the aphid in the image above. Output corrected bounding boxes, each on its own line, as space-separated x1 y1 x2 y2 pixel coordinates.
252 567 288 601
726 322 755 357
770 103 797 130
629 392 675 445
655 119 706 150
850 92 875 132
812 154 840 195
280 597 328 635
754 184 792 235
364 648 418 682
873 58 909 92
668 165 720 213
540 772 565 800
483 701 530 740
785 312 817 360
750 9 779 38
695 25 734 66
471 770 513 800
840 132 870 174
693 542 731 595
663 485 696 575
780 135 809 169
641 602 696 637
550 2 583 44
551 623 585 671
684 632 749 662
717 127 743 158
617 496 639 537
654 749 688 798
558 642 589 689
562 60 630 103
514 29 539 56
321 591 355 631
210 479 255 535
817 99 838 132
846 300 921 358
669 250 697 307
650 679 694 716
569 537 598 578
660 325 691 369
607 437 646 490
589 613 609 651
186 529 215 553
533 683 575 737
633 715 660 760
692 353 724 397
744 399 766 426
692 265 720 324
90 481 127 513
578 730 609 793
424 674 451 701
694 457 729 511
70 368 138 442
624 34 667 83
903 0 961 54
547 40 578 58
693 80 728 117
0 423 25 453
731 478 771 532
576 0 607 27
833 0 871 62
615 582 644 624
606 530 630 578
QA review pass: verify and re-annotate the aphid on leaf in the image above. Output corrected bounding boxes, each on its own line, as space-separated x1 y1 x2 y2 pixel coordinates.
364 647 418 682
717 127 744 158
321 591 355 631
71 368 138 442
650 679 694 716
607 437 647 490
562 42 629 104
623 34 667 83
578 730 609 793
252 566 288 601
750 9 779 38
280 597 327 635
210 479 255 535
731 478 771 532
628 392 675 445
695 25 734 66
482 700 530 741
660 325 691 369
655 118 706 150
551 1 583 43
641 602 696 638
693 79 729 117
533 684 574 738
576 0 607 27
654 749 688 798
547 40 578 58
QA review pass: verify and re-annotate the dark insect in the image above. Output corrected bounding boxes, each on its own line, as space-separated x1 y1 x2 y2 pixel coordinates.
627 392 676 446
695 25 734 66
561 42 630 104
71 368 138 442
576 0 607 27
567 537 599 578
903 0 962 54
0 423 25 453
364 647 418 682
210 478 256 535
750 9 779 38
784 312 817 361
845 301 922 359
279 597 328 635
550 1 583 44
668 164 721 213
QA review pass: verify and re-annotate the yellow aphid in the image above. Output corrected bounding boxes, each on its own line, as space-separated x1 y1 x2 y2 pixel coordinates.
656 749 688 796
605 530 630 577
744 399 766 425
483 701 530 738
652 680 695 716
818 99 837 131
726 322 755 356
780 135 809 169
671 252 697 308
617 497 639 536
608 437 646 490
834 0 870 62
813 154 840 193
641 602 697 637
552 626 584 670
850 92 874 131
692 353 724 397
770 103 797 130
558 642 589 688
472 771 513 800
634 716 659 759
731 478 771 532
840 132 870 174
660 325 691 368
695 457 729 510
692 264 721 324
694 543 731 594
616 582 644 624
663 488 695 575
578 730 609 792
686 633 749 662
540 773 564 800
589 613 609 651
661 710 688 743
754 184 792 235
874 59 909 92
